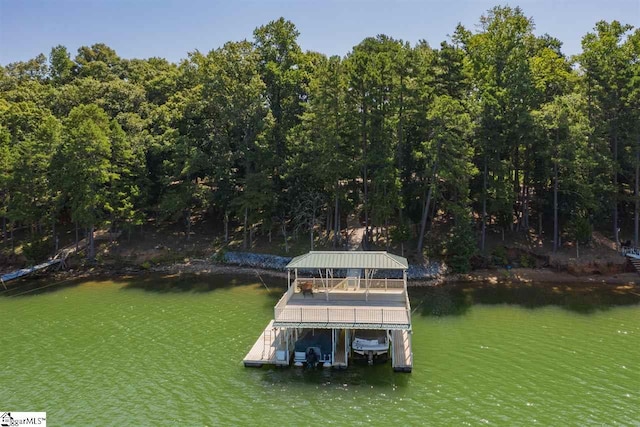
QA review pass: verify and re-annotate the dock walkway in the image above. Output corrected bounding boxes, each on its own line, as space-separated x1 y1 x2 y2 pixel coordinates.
0 229 122 288
243 320 288 367
1 259 62 288
392 329 413 372
333 330 347 368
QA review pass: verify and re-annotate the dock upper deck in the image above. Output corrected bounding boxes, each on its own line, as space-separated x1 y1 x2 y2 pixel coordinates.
273 281 411 330
278 252 411 330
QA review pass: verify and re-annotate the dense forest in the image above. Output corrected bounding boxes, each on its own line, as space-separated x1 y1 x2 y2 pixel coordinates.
0 6 639 272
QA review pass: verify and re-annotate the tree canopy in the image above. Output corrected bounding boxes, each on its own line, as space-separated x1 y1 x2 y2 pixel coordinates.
1 8 639 270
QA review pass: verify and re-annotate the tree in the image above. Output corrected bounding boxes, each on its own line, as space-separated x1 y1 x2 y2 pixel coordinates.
53 104 115 259
579 21 636 248
416 95 475 255
8 115 61 238
202 41 270 242
344 35 407 247
253 18 308 229
75 43 122 80
49 45 75 85
464 6 539 250
0 125 12 246
108 119 145 234
534 94 594 253
292 54 356 247
627 29 640 245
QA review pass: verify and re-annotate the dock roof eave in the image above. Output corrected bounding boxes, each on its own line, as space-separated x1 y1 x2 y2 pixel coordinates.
286 251 409 270
272 321 411 330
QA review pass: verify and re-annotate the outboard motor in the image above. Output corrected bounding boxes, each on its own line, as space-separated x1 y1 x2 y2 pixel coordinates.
306 347 318 368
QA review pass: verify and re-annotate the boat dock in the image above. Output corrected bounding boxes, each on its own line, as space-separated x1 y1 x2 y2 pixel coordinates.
243 251 414 372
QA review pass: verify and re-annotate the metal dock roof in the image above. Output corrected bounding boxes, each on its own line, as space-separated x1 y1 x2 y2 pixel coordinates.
286 251 409 270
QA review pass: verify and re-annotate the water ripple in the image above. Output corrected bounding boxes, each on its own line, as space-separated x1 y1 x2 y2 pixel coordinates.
1 279 638 425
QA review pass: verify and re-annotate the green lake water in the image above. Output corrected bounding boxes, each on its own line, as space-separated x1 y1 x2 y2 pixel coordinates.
1 275 639 425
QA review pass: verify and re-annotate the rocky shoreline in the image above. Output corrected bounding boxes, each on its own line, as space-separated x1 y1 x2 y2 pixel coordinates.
31 259 635 290
3 250 637 290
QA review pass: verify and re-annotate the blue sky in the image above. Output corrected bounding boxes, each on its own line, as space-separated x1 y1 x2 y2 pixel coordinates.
0 0 638 65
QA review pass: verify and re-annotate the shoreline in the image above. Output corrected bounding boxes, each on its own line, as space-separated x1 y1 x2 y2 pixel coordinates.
152 262 639 287
446 267 638 287
26 261 637 289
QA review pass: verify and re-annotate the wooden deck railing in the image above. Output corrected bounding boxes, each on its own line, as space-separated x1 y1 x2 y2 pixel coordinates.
274 285 295 315
274 305 409 326
293 277 405 292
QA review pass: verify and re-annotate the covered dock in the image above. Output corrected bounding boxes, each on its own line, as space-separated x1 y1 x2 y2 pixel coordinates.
243 251 414 372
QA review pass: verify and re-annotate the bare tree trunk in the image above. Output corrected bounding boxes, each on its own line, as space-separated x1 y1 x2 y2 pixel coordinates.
334 188 339 248
397 73 405 228
282 222 289 254
75 221 79 251
417 142 441 254
224 211 229 243
326 206 332 241
481 152 488 253
613 126 620 249
185 209 191 241
635 136 639 247
52 220 56 255
88 224 95 260
310 209 315 251
362 96 369 248
385 218 390 251
523 181 529 229
513 146 520 231
10 223 14 253
417 184 435 255
538 214 543 237
243 207 248 250
553 132 559 254
2 215 6 247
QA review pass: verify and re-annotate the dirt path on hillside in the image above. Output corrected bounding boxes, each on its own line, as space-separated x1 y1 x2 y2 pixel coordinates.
346 214 365 251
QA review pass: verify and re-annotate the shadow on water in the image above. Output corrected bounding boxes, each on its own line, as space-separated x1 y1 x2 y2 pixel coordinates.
258 362 410 389
0 271 285 299
121 272 285 298
0 275 86 298
411 282 640 317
